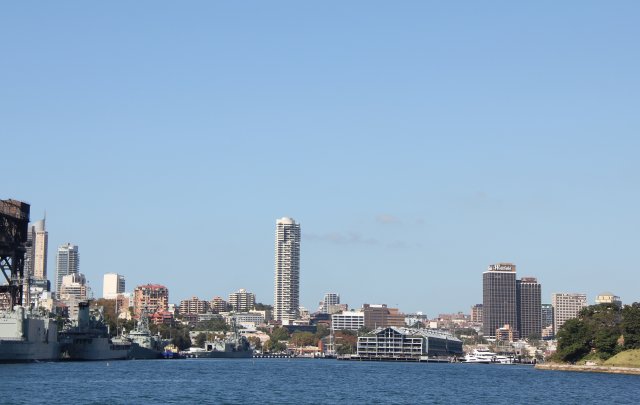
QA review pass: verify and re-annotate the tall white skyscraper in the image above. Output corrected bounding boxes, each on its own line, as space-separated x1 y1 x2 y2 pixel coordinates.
55 243 79 294
25 217 48 280
103 273 125 299
273 217 301 324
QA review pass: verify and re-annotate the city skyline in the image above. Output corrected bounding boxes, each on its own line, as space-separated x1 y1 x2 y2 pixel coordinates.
3 2 639 315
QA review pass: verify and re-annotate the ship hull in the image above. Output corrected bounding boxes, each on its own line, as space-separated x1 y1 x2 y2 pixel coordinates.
62 337 130 361
0 340 60 362
186 350 252 359
0 308 60 362
128 344 162 360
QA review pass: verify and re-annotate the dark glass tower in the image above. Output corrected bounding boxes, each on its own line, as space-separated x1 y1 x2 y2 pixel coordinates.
516 277 542 339
482 263 517 338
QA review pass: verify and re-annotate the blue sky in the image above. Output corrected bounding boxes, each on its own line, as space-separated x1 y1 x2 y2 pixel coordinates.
2 1 639 316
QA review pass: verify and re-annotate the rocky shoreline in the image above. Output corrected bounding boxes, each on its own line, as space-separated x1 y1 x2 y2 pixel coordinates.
535 363 640 375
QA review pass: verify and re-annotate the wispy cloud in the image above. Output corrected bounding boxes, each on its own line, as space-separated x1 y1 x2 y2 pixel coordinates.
303 232 379 246
376 214 401 225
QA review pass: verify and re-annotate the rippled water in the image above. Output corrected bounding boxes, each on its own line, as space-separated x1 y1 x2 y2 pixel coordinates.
1 359 638 404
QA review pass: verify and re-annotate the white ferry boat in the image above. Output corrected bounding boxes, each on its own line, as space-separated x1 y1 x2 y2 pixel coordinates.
463 348 514 364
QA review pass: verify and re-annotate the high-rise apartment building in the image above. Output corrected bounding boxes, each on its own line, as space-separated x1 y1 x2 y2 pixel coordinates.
551 293 587 334
55 243 79 294
103 273 125 299
516 277 541 339
319 293 340 314
273 217 301 324
482 263 517 338
210 296 230 313
25 217 48 281
541 303 554 338
541 304 554 329
179 296 210 314
59 272 89 320
133 284 169 318
228 288 256 312
471 304 483 323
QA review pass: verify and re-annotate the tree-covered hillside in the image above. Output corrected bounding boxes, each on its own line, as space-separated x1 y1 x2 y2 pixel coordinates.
554 303 640 363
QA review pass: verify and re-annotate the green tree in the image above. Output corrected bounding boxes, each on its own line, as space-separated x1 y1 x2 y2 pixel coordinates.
195 318 229 332
315 324 330 340
290 331 316 347
195 332 207 348
622 303 640 349
335 330 357 355
270 327 290 342
555 318 592 363
253 303 273 311
263 339 286 353
247 336 262 350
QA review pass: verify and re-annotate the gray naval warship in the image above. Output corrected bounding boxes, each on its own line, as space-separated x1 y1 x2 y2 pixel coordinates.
126 309 165 359
59 301 131 361
183 319 252 359
0 199 60 362
0 306 60 362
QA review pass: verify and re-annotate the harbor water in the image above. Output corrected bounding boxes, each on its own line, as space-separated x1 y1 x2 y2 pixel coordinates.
1 359 639 404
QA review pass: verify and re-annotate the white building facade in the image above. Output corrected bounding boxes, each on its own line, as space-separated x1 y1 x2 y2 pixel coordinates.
103 273 125 299
332 310 365 331
229 288 256 312
551 293 588 333
273 217 301 324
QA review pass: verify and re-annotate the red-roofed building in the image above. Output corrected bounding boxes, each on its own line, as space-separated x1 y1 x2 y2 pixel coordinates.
134 284 169 319
150 310 174 325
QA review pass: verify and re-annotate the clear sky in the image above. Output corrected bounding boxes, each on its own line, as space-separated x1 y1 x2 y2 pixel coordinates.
2 1 639 316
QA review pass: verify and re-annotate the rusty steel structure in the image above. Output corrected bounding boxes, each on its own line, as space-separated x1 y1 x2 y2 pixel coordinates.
0 199 30 308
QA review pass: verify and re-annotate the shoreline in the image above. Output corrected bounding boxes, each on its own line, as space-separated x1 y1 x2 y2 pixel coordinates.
535 363 640 375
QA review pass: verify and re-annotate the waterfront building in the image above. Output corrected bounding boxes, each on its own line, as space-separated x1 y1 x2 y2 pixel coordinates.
55 243 79 294
362 304 405 329
551 293 587 333
482 263 517 338
356 327 463 360
331 310 365 331
595 292 622 307
179 296 210 315
319 293 340 313
471 304 483 323
228 288 256 312
102 273 125 299
516 277 542 339
133 284 169 318
210 296 230 313
25 217 48 280
273 217 301 324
